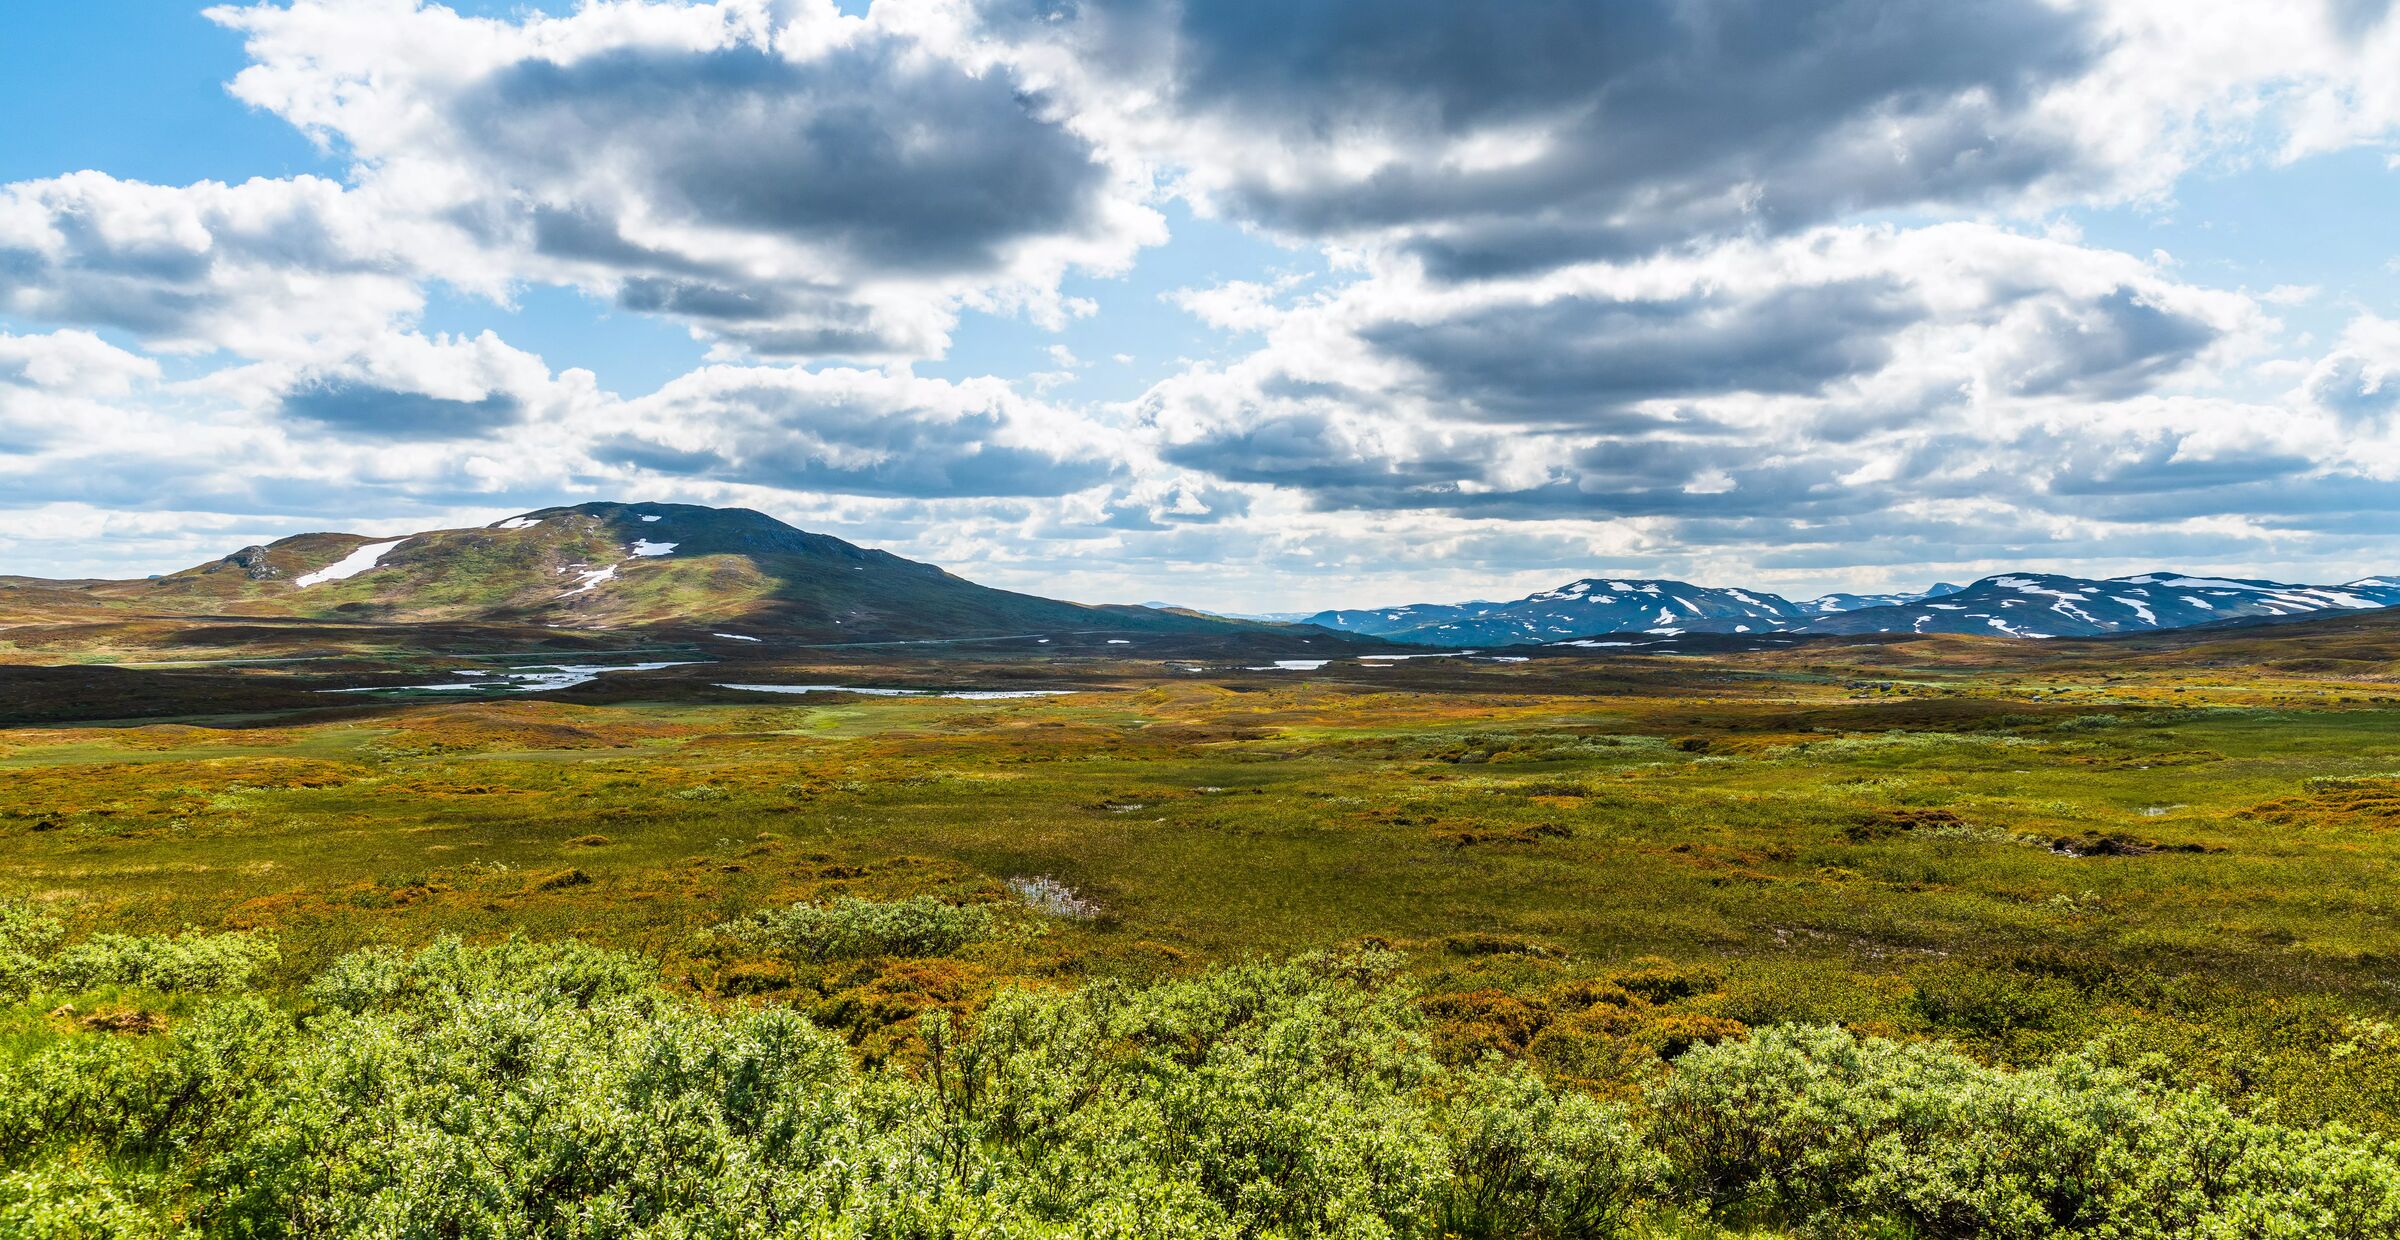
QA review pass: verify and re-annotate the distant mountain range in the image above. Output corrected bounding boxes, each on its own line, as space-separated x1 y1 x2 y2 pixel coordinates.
4 502 2393 650
1308 579 1821 645
1802 573 2400 639
1306 572 2400 645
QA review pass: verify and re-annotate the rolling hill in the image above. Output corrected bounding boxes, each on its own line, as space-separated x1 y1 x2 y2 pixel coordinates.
0 502 1277 645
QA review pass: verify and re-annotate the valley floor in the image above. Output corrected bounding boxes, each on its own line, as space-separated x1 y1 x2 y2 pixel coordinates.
5 637 2400 1233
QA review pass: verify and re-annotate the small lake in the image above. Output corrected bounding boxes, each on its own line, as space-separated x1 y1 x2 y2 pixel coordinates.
715 684 1077 700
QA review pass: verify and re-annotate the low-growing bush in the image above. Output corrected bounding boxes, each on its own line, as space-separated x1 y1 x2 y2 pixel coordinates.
42 930 279 995
2 939 1665 1238
6 937 2399 1237
0 903 63 998
0 903 276 998
720 895 996 961
1652 1024 2400 1236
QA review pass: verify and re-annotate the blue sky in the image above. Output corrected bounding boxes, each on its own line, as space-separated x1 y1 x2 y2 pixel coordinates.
2 1 2397 611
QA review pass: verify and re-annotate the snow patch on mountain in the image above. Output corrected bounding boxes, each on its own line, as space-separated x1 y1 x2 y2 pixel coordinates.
294 538 407 588
561 566 616 596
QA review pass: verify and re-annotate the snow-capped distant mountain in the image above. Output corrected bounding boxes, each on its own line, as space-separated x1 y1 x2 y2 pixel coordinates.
1799 583 1964 615
1300 569 2400 647
1305 600 1501 637
1307 579 1808 646
1800 572 2400 639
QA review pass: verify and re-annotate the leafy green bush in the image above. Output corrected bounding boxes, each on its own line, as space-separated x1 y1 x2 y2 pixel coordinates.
42 930 278 994
5 938 2397 1237
0 1157 167 1240
721 895 996 961
1439 1063 1663 1238
0 940 1663 1237
304 933 656 1015
0 902 275 998
1652 1024 2400 1236
0 903 63 999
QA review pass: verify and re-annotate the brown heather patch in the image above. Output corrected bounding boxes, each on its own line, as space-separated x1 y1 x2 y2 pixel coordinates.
1435 820 1577 848
78 1008 169 1035
2068 749 2227 769
1418 963 1747 1089
2239 778 2400 830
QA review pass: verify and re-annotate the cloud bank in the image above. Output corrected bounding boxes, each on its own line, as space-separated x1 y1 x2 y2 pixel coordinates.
1 0 2398 606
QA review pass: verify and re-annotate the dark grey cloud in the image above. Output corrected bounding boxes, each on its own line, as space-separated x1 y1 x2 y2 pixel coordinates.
464 40 1107 276
1154 397 1880 520
1156 409 1479 498
523 206 721 278
196 5 1156 362
2066 473 2400 524
0 241 213 340
1000 0 2098 273
2038 433 2316 499
0 175 412 352
1363 280 1914 422
604 375 1117 498
611 277 894 357
2001 288 2220 398
1149 237 2241 524
278 379 524 441
383 32 1127 357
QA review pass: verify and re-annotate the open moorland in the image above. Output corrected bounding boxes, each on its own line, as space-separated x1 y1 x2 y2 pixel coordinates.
6 614 2400 1235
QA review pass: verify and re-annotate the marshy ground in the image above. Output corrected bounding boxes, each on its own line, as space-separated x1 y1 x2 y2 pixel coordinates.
7 633 2398 1129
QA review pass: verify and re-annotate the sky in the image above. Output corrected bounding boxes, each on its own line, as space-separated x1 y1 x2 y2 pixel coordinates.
2 1 2398 613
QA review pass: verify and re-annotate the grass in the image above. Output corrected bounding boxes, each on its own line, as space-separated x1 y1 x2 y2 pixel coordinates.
4 642 2400 1130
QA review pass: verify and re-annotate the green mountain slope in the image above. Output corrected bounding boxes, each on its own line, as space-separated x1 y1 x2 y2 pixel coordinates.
0 502 1269 644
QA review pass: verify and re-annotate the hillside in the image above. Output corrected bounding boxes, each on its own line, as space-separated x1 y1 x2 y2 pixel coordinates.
1797 583 1964 614
0 502 1277 646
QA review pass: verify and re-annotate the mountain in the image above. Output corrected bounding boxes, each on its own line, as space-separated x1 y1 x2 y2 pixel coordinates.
1142 602 1321 623
1799 583 1964 614
1307 578 1808 646
0 502 1272 644
1299 569 2400 648
1305 600 1503 638
1799 572 2400 639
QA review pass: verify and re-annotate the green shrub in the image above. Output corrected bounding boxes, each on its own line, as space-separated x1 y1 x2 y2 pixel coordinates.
1650 1024 2400 1237
1908 966 2084 1041
0 903 275 998
304 934 659 1014
1440 1063 1662 1238
0 1157 167 1239
42 930 278 994
722 895 996 961
0 903 63 999
5 938 2397 1237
